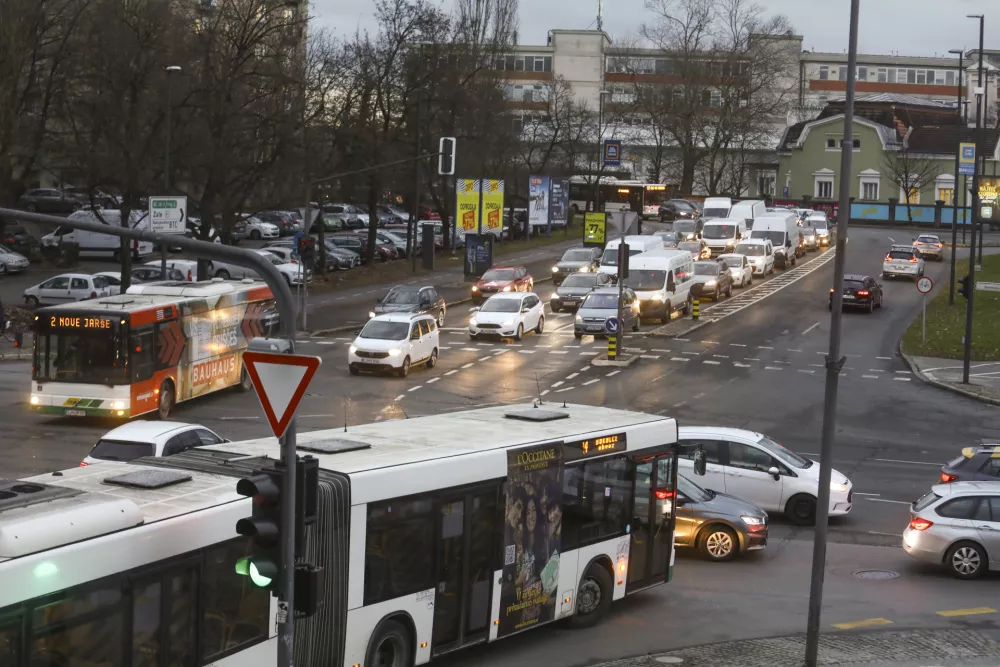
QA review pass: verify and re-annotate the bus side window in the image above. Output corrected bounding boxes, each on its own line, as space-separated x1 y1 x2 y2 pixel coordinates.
201 540 269 661
131 326 156 382
364 497 435 605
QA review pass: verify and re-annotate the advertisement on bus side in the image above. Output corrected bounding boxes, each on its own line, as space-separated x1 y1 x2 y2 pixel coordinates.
499 443 563 637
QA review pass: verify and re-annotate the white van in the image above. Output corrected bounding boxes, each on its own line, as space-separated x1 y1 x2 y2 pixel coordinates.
750 212 803 268
701 197 732 220
728 200 767 230
626 250 695 323
598 236 665 276
42 209 154 260
701 218 747 257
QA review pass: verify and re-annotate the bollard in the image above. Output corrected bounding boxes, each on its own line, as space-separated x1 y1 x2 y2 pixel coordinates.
607 336 617 360
692 298 700 320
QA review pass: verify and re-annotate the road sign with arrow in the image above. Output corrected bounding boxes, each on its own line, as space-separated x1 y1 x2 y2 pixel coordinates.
242 351 322 438
149 196 187 235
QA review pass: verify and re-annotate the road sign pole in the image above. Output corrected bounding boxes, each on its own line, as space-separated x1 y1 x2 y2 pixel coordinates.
922 294 926 345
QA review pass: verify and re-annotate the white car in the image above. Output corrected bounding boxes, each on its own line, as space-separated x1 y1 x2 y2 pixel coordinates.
469 292 545 340
145 259 200 281
734 240 774 276
717 253 753 288
23 273 112 307
82 421 229 465
348 313 440 377
243 216 280 240
211 250 310 286
93 271 125 295
677 426 853 525
883 245 925 280
0 244 29 274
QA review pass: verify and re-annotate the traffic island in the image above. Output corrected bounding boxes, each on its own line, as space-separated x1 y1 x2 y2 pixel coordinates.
592 352 639 368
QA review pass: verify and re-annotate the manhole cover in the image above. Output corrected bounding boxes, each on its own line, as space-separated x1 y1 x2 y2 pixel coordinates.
853 569 899 580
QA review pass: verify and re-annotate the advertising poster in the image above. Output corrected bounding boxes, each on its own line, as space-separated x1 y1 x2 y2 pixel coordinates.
483 180 505 232
978 178 1000 223
528 176 550 231
498 443 563 637
549 179 569 227
456 179 481 231
603 140 621 167
583 212 606 246
463 234 494 278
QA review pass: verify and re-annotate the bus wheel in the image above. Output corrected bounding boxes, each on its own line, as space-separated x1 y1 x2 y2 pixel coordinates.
570 562 613 629
364 619 413 667
238 366 253 392
157 381 175 419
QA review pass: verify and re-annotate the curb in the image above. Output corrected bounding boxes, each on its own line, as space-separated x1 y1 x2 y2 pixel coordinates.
645 317 714 338
592 354 640 368
0 351 31 362
898 344 1000 407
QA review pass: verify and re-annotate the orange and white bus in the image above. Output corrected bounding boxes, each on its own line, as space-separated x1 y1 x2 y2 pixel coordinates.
30 280 279 419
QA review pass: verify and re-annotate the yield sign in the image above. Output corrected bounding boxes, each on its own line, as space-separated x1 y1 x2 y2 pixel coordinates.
242 351 322 438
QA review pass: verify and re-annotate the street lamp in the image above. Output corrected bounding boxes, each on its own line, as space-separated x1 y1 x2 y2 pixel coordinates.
948 48 963 306
164 65 182 191
596 90 612 212
962 14 984 385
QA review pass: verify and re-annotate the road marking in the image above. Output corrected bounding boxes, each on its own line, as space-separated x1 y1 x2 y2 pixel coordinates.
652 349 672 353
461 363 474 369
407 385 422 392
703 340 719 345
518 350 536 355
426 377 440 384
798 369 815 374
893 377 911 382
730 343 747 347
583 379 600 386
682 351 700 356
862 374 879 379
863 498 911 505
733 362 751 368
853 492 880 497
219 416 259 421
765 366 782 371
832 618 894 630
641 355 661 360
479 356 493 361
540 389 550 396
395 394 406 401
875 458 941 466
703 360 721 365
936 607 997 617
758 346 774 350
810 363 824 368
580 351 599 356
606 370 620 377
746 357 760 361
555 386 574 393
671 357 690 362
580 366 591 372
552 350 568 355
895 370 911 374
801 322 820 335
694 392 706 399
494 349 509 356
714 354 729 359
317 341 337 345
869 369 886 373
439 346 451 351
461 347 478 352
787 348 802 353
888 236 895 243
876 356 892 360
674 401 688 408
868 531 901 537
566 373 579 380
552 381 564 388
444 370 457 376
675 338 689 341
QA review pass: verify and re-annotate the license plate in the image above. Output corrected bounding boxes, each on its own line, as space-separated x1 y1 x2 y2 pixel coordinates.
842 295 855 300
65 409 86 417
359 358 381 364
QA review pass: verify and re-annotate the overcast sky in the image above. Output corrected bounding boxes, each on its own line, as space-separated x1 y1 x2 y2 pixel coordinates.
313 0 995 57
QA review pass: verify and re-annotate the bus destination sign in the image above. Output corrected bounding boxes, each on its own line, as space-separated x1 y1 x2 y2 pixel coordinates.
49 315 113 330
563 432 627 461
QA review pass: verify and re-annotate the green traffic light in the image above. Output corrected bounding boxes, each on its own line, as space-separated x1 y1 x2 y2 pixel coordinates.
235 556 273 587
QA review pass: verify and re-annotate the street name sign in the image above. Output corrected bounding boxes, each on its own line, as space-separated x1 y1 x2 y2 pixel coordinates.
149 196 187 234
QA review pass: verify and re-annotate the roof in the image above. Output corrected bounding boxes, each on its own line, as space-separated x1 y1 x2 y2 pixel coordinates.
679 425 763 440
369 311 432 322
100 421 198 443
932 481 1000 496
800 51 960 68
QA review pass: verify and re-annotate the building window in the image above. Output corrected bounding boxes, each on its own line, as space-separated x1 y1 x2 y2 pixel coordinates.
938 188 955 204
935 70 946 85
901 186 920 204
906 69 916 84
877 67 887 83
840 138 861 149
838 66 848 81
888 69 897 83
758 173 776 196
936 175 957 204
862 181 879 200
917 70 926 84
819 66 829 80
826 138 837 150
857 66 868 81
815 177 834 199
946 70 956 86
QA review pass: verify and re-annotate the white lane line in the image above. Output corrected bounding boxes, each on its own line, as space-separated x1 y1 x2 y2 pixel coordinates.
862 374 879 379
461 363 474 369
875 458 941 466
787 349 803 353
671 357 690 362
461 347 478 352
876 356 892 360
798 369 815 374
641 355 661 360
703 360 721 365
426 377 440 384
703 340 719 345
765 366 782 371
540 389 550 396
580 351 598 356
583 379 600 386
395 394 406 401
869 368 887 373
566 373 580 380
674 401 688 408
853 492 881 497
652 349 672 353
694 392 706 399
439 346 451 350
552 350 568 355
816 351 827 355
494 349 508 356
317 341 337 345
864 498 911 505
893 377 911 382
518 350 536 355
682 351 700 356
810 363 824 368
895 370 911 374
445 370 457 376
556 386 574 393
334 296 346 301
714 354 729 359
758 345 774 350
407 385 422 392
733 362 751 368
675 338 689 341
746 357 761 361
580 366 590 372
730 343 747 347
801 322 820 335
479 356 493 361
552 381 564 388
606 370 621 377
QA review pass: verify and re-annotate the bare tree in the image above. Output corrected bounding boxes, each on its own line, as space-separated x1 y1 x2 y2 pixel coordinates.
881 137 940 223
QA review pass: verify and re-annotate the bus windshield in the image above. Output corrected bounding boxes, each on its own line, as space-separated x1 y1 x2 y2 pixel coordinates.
34 325 127 385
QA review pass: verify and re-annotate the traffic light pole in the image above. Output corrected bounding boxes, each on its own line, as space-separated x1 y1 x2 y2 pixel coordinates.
964 20 985 385
276 428 296 667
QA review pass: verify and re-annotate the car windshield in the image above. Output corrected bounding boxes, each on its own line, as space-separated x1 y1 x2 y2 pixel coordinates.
802 227 816 235
0 244 15 254
581 293 618 309
480 298 521 313
90 439 154 462
562 249 594 262
561 273 602 288
674 221 696 233
694 263 718 276
917 236 939 243
752 230 785 246
383 288 421 305
735 243 765 256
33 327 128 385
629 270 667 290
757 435 812 469
678 474 713 503
809 218 828 229
482 269 516 281
601 248 619 266
656 232 679 244
359 320 410 340
702 224 737 239
678 242 701 252
888 250 913 260
671 201 695 211
703 207 729 219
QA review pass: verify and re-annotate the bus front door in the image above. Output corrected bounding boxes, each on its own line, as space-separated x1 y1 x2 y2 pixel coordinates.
626 452 677 591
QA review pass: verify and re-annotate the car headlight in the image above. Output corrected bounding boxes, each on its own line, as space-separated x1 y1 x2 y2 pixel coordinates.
831 481 849 493
349 345 357 354
704 280 716 287
726 241 735 248
30 395 39 406
741 516 765 526
111 400 126 410
652 294 664 301
471 286 478 292
501 318 515 327
387 348 402 357
368 311 375 318
469 317 477 326
575 315 583 322
502 285 511 292
578 266 589 272
552 266 559 273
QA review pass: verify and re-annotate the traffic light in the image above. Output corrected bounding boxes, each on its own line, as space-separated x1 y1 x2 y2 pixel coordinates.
297 236 315 264
958 275 971 300
618 242 630 281
438 137 456 176
235 467 284 590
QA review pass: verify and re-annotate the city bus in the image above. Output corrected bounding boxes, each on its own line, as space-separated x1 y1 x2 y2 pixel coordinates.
29 280 279 420
0 403 679 667
568 176 676 218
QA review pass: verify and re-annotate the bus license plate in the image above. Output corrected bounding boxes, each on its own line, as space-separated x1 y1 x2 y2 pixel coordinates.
65 409 86 417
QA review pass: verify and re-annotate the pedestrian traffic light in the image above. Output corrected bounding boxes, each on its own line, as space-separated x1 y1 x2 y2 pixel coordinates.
958 275 971 300
438 137 456 176
235 467 284 591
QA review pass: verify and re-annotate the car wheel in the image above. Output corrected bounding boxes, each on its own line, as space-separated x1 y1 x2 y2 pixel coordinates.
436 308 446 327
250 230 261 240
364 618 413 667
867 299 874 314
785 494 817 526
216 269 230 279
698 525 738 562
947 541 987 579
747 274 752 285
469 332 478 340
726 283 733 298
397 356 410 378
427 348 438 368
0 263 6 276
876 293 883 309
632 316 640 332
714 287 720 301
574 331 583 339
535 316 545 334
25 203 37 212
349 365 360 376
157 380 175 419
25 295 39 308
569 562 613 629
514 324 524 341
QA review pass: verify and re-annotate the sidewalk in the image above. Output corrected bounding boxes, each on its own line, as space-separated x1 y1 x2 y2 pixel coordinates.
901 351 1000 406
592 628 1000 667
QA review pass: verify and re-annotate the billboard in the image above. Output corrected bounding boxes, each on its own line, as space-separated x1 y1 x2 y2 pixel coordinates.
979 177 1000 223
498 443 563 638
583 212 606 246
483 179 505 232
603 140 621 167
528 176 550 230
959 142 976 176
456 178 481 231
549 178 569 227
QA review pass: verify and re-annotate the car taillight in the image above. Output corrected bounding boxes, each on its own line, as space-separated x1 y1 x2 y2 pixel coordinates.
885 254 892 261
934 243 942 248
79 461 88 467
909 517 933 531
940 472 958 483
857 290 869 296
908 257 917 263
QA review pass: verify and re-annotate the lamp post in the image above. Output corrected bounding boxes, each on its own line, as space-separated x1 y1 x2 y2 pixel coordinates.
948 49 963 306
963 14 984 385
161 65 182 276
597 89 612 212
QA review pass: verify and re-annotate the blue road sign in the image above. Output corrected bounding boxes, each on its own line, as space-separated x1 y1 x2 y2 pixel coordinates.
605 316 620 335
603 140 621 167
959 142 976 176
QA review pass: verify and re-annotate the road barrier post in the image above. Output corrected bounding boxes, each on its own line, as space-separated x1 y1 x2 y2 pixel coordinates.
692 298 700 320
607 336 617 360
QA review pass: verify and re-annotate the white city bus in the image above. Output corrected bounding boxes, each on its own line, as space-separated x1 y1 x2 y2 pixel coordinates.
0 403 679 667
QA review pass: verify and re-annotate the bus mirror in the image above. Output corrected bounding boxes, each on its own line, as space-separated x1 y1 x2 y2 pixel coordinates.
693 448 707 476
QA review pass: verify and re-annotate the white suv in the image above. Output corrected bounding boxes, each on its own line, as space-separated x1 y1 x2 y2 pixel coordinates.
349 313 440 377
883 245 924 280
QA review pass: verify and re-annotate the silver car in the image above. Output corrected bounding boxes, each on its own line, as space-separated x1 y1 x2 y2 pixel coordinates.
0 244 29 274
903 481 1000 579
913 234 944 261
574 287 640 338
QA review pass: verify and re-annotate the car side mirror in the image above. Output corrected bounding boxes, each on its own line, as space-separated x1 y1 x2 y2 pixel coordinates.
693 449 707 476
471 306 480 312
768 466 781 481
522 307 531 313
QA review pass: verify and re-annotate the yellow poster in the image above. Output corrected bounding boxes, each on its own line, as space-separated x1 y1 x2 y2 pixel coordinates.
584 212 606 245
456 178 481 231
482 179 505 230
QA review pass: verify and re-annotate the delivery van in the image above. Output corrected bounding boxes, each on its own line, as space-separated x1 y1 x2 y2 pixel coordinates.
701 218 747 257
749 212 803 268
42 209 154 260
626 250 695 323
598 236 665 276
701 197 733 220
728 199 766 230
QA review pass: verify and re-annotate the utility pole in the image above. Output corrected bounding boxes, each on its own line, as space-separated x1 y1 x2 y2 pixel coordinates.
804 2 858 665
948 49 963 306
410 43 425 274
963 14 985 385
161 65 182 279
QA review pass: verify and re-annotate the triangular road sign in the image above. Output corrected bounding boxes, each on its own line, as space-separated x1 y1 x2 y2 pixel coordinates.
242 351 322 438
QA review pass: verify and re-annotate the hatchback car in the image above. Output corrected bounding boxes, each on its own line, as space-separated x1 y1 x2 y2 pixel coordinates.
92 271 125 295
678 240 710 260
24 273 112 307
131 266 186 283
551 247 601 285
469 292 544 340
471 265 533 304
677 426 853 526
883 245 924 280
550 272 611 312
913 234 944 261
674 473 768 561
243 216 280 240
735 240 774 276
574 287 640 338
716 253 753 287
830 274 882 313
16 188 83 213
0 244 29 275
903 482 1000 578
349 313 439 377
652 231 680 248
82 422 228 465
807 215 832 246
801 226 819 251
939 444 1000 484
691 260 733 301
371 285 446 327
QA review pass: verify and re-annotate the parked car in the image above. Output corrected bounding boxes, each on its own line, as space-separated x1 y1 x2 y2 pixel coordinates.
716 253 753 288
550 272 611 312
735 240 774 276
92 271 126 295
357 229 408 258
883 245 925 280
674 473 769 561
348 313 439 377
471 265 534 304
913 234 944 261
903 482 1000 578
469 292 545 340
256 211 301 236
0 244 30 275
939 443 1000 484
16 188 83 213
144 259 200 282
82 422 228 465
310 213 347 234
268 237 360 271
322 204 364 229
551 247 602 285
574 287 640 339
207 249 308 286
131 266 186 282
371 285 447 326
831 274 882 313
242 216 280 240
24 273 112 307
691 260 733 301
659 199 701 223
62 186 118 209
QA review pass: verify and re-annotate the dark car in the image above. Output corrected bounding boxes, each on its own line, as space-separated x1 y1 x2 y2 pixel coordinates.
371 285 447 327
660 199 700 223
674 473 768 561
691 260 733 301
471 265 533 304
62 186 118 208
132 266 186 282
939 443 1000 484
830 274 882 313
679 240 711 260
673 218 704 241
550 272 611 312
268 238 359 270
16 188 83 214
551 247 601 285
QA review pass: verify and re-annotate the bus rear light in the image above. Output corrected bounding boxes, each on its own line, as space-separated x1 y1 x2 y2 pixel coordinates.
654 489 674 500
